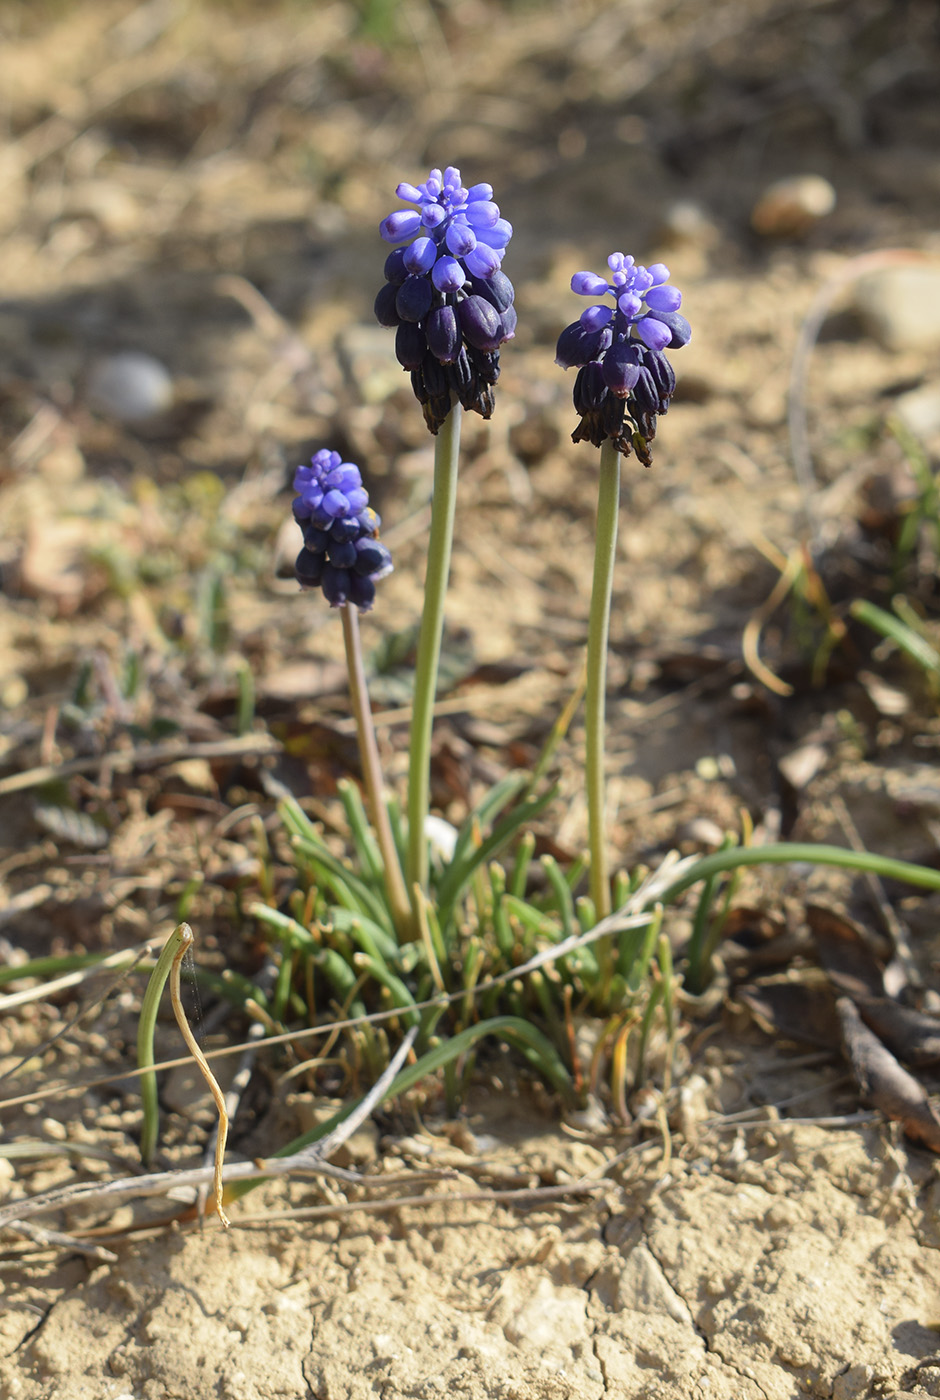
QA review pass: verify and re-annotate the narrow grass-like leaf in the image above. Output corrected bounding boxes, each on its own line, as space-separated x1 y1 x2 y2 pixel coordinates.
541 855 575 939
137 924 189 1166
338 777 384 886
509 831 536 900
658 843 940 903
352 954 420 1028
292 837 393 930
446 773 529 873
436 786 558 930
850 598 940 683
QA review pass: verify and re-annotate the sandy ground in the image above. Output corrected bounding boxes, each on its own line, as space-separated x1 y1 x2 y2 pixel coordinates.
2 1 940 1396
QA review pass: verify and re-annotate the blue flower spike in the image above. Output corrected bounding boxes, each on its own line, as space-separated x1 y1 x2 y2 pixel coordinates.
292 450 393 611
556 252 690 465
375 166 515 434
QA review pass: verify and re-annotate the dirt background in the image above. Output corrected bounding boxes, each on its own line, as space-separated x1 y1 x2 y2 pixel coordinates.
2 0 940 1396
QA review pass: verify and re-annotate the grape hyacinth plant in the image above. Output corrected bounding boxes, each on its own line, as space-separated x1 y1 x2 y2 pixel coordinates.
556 255 690 919
374 167 516 900
293 451 411 936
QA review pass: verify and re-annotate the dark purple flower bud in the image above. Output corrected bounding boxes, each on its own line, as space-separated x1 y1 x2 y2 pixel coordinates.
459 295 501 351
383 248 409 284
327 539 357 569
395 275 433 323
321 564 351 607
374 282 401 328
469 270 514 312
498 306 517 341
631 367 660 417
426 304 460 364
395 321 427 370
330 516 360 544
422 352 449 400
347 574 376 611
645 349 676 406
574 360 608 414
645 310 691 349
303 524 330 551
555 321 611 369
295 548 324 587
602 341 642 397
354 537 393 577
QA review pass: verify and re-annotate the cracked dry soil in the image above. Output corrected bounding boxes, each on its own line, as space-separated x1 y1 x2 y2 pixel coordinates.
3 0 940 1396
2 1116 939 1400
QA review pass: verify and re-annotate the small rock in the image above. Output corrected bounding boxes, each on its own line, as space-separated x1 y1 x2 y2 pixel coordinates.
778 741 828 790
855 266 940 353
832 1364 875 1400
606 1245 693 1325
751 174 836 237
676 816 724 849
657 199 719 249
86 351 174 422
895 382 940 441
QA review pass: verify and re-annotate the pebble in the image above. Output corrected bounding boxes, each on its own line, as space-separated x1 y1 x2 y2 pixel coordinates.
854 266 940 352
894 382 940 440
656 199 719 249
750 174 836 237
86 351 174 422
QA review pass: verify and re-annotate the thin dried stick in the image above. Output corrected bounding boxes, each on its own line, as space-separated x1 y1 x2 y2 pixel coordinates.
0 733 280 798
169 926 230 1228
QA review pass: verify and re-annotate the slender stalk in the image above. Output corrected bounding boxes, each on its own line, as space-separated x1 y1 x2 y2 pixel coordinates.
585 438 621 919
340 604 413 940
407 403 463 898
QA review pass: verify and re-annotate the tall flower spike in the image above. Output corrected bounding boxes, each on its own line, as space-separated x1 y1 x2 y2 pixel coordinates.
555 253 690 465
375 166 515 433
292 450 393 612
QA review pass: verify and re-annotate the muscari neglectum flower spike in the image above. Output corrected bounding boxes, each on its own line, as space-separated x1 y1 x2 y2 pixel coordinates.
292 449 393 612
375 165 516 434
555 252 690 465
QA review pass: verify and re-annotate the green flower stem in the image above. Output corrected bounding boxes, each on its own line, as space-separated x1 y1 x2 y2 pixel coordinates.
586 438 621 920
407 402 463 899
340 604 413 941
137 923 189 1165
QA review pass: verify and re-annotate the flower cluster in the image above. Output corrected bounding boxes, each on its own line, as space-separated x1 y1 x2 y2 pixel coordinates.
374 166 516 433
292 450 392 612
555 253 690 464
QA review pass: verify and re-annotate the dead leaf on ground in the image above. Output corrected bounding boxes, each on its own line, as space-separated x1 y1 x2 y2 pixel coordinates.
836 997 940 1153
807 904 888 999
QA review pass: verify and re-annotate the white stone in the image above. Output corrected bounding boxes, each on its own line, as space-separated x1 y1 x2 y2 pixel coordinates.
855 267 940 353
86 352 174 422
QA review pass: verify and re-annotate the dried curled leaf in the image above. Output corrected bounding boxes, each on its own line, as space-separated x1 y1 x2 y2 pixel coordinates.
836 997 940 1154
